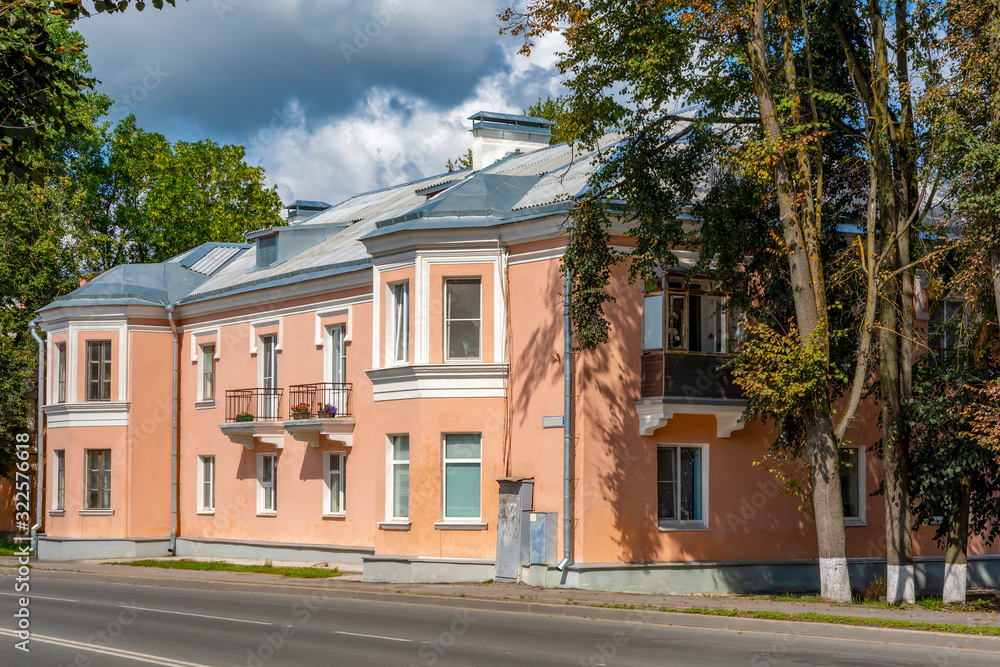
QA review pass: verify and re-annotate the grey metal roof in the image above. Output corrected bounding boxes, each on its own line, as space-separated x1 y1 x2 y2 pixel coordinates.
468 111 555 128
188 246 246 275
39 263 210 310
287 200 332 210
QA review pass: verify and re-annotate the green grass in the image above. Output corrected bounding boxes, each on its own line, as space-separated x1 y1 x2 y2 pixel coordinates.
745 591 1000 614
0 539 30 556
107 559 341 579
679 606 1000 636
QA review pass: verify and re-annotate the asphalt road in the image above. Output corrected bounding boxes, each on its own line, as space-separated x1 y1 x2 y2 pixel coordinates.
0 571 993 666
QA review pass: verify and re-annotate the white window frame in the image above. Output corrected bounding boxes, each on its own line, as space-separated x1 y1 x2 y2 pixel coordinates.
323 451 346 516
85 448 112 510
257 453 277 515
56 342 67 404
839 444 866 526
197 455 215 514
441 433 482 522
444 278 482 363
257 334 279 420
657 443 709 531
52 450 65 511
387 281 410 365
324 324 347 384
198 343 216 402
386 435 410 522
86 340 113 402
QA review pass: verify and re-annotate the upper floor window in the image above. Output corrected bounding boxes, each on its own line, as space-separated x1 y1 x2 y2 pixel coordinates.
257 234 278 268
839 445 865 526
643 278 741 354
389 282 409 364
200 344 216 401
929 299 963 359
445 278 481 361
86 341 112 401
56 342 67 403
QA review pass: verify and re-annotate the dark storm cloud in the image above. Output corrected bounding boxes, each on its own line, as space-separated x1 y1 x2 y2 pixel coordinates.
76 0 506 144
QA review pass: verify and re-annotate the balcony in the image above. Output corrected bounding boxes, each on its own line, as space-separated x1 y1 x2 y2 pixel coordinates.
218 388 285 449
282 383 355 447
636 352 747 438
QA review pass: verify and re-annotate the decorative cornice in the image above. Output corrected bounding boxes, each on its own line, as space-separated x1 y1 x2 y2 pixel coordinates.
366 363 509 401
43 402 130 428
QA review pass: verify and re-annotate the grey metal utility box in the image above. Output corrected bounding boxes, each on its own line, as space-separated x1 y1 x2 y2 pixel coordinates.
527 512 558 565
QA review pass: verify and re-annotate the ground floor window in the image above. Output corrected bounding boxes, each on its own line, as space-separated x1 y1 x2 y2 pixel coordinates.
324 452 345 515
389 435 409 521
257 453 277 514
86 449 111 509
443 433 481 520
657 445 706 529
198 455 215 512
53 450 65 511
839 446 865 525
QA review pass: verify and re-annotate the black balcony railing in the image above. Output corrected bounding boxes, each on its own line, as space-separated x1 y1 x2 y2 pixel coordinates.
288 382 352 419
225 387 284 422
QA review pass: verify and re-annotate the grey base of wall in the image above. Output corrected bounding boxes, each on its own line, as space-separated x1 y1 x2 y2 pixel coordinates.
175 537 373 564
519 556 1000 595
363 555 495 583
37 536 170 561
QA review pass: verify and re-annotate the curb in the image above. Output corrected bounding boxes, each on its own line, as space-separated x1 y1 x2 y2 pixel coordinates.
27 566 1000 653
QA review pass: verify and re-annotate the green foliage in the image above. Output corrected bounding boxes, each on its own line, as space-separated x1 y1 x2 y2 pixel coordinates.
445 148 472 173
522 95 572 145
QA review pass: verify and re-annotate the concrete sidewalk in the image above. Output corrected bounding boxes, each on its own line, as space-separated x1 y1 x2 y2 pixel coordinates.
4 556 998 652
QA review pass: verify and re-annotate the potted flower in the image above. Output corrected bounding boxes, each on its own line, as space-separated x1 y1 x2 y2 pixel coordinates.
235 411 254 423
291 402 312 420
318 402 337 418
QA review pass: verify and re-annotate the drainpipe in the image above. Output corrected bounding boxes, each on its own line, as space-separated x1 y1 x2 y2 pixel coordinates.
166 305 178 556
29 321 45 556
556 271 573 572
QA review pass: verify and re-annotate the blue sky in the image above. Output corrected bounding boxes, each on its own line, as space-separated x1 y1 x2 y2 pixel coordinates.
75 0 566 206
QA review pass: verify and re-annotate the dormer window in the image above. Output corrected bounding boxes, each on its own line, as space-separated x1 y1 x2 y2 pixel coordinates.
257 234 277 268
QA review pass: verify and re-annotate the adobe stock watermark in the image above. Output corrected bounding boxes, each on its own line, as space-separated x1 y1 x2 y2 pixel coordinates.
109 65 170 119
245 104 298 165
408 610 474 666
340 0 406 63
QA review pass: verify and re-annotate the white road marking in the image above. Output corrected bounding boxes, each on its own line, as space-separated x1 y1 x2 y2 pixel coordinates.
0 628 212 666
120 604 273 625
0 591 79 603
334 630 412 642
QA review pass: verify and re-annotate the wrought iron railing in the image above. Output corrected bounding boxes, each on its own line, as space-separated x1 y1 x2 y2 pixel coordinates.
287 383 352 419
225 387 284 422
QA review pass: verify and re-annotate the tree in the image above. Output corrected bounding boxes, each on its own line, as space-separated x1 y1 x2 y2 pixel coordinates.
445 148 473 173
71 115 283 274
523 95 573 145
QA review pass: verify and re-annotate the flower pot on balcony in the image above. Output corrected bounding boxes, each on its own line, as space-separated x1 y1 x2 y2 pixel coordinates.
292 412 310 420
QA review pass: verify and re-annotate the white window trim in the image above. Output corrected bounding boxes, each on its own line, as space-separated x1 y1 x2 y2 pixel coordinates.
55 342 67 404
197 455 215 514
189 328 221 362
197 343 217 403
386 435 409 522
841 444 867 527
85 448 112 511
657 443 709 531
249 319 283 355
52 450 65 511
324 324 347 385
386 281 410 366
323 451 346 517
441 433 482 522
257 453 277 515
444 278 482 363
316 307 352 346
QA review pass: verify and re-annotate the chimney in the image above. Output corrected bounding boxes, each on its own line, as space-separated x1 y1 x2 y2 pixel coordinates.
468 111 553 171
285 200 332 224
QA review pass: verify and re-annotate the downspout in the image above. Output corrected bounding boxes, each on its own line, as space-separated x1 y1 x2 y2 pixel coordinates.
556 271 573 571
29 321 44 556
166 305 178 556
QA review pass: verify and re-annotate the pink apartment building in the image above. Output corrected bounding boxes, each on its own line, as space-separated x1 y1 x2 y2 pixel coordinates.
32 112 1000 594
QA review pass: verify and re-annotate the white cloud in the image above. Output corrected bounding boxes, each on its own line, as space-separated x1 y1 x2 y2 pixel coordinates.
255 31 567 205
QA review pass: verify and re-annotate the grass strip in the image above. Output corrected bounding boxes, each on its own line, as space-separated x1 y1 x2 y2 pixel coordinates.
107 559 341 579
677 606 1000 636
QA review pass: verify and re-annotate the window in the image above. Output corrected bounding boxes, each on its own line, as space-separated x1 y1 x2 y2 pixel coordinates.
257 234 277 268
257 453 277 514
200 344 216 401
839 446 865 525
389 282 409 364
56 342 66 403
53 450 65 511
324 452 345 515
657 445 707 528
388 435 409 520
86 449 111 510
443 434 481 520
259 335 278 419
445 278 481 361
644 278 741 354
86 341 112 401
198 455 215 512
929 300 963 358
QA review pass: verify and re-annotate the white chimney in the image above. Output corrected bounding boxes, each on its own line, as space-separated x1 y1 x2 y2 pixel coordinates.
468 111 553 171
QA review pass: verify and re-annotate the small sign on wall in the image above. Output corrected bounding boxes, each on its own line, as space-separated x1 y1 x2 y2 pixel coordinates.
542 415 564 429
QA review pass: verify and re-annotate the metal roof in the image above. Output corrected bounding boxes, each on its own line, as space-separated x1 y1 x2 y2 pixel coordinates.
187 246 245 275
468 111 555 128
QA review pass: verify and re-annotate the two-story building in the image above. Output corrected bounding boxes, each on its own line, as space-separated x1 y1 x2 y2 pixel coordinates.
32 112 1000 594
